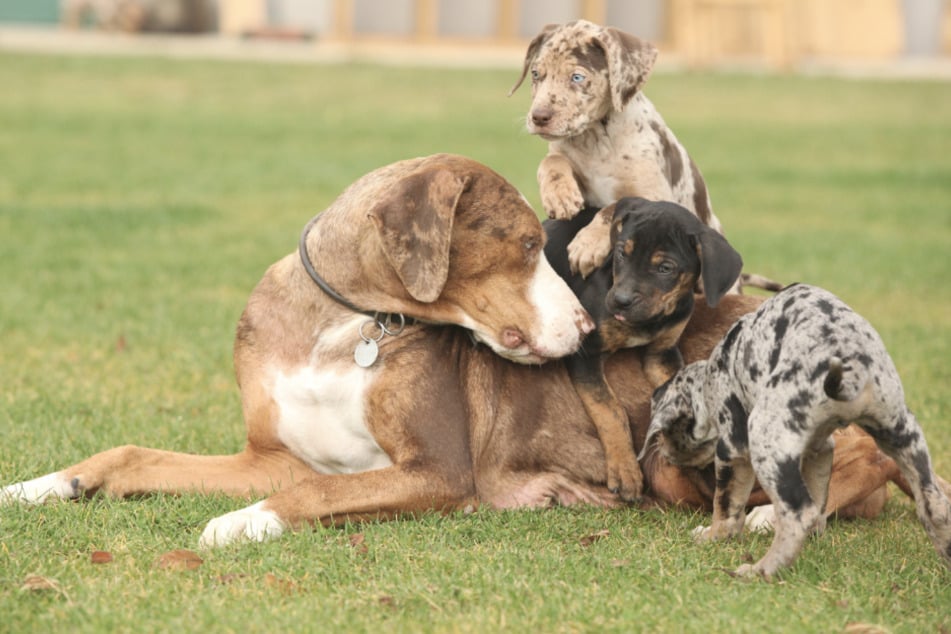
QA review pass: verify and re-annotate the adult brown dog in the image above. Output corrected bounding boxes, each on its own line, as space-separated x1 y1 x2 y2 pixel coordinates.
1 155 899 546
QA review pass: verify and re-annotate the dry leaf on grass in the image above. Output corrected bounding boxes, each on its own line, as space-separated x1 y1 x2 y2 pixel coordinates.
348 533 369 554
90 551 114 564
155 549 203 571
264 573 298 594
579 529 610 547
21 574 61 592
20 574 72 603
844 623 891 634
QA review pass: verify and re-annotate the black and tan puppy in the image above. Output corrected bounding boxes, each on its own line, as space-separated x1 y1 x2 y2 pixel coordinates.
544 197 743 501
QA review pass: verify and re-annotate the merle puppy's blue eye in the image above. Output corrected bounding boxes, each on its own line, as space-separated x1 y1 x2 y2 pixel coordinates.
571 73 585 83
531 69 539 80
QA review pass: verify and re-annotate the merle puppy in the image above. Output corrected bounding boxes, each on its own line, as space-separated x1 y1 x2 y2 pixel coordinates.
645 283 951 578
544 197 743 502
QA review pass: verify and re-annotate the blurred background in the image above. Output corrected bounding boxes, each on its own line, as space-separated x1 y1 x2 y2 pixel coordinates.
1 0 950 73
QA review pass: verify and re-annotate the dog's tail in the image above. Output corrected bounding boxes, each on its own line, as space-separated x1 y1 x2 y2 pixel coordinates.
740 272 784 293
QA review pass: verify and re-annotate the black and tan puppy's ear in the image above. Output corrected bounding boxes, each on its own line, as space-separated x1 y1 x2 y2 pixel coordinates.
509 24 559 95
609 197 653 241
368 166 469 303
696 229 743 307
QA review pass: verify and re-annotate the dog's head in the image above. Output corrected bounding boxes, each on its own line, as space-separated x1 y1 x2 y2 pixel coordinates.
641 361 718 467
351 154 593 364
605 197 743 329
509 20 658 139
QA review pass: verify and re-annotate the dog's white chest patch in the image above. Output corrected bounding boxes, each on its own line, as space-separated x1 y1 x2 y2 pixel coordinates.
272 365 392 474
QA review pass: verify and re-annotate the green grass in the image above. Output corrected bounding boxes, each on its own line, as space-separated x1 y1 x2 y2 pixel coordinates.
1 52 949 633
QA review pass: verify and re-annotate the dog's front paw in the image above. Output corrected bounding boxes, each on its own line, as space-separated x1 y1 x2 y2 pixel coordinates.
540 179 584 220
567 221 612 278
606 459 643 503
693 520 741 543
198 501 286 548
730 563 771 581
1 472 79 505
744 504 776 533
693 524 715 542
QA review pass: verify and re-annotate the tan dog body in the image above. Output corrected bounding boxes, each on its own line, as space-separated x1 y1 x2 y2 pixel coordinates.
512 20 722 278
2 155 898 548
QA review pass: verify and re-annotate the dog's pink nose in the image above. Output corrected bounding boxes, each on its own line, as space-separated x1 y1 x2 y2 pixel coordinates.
531 108 553 127
501 328 525 349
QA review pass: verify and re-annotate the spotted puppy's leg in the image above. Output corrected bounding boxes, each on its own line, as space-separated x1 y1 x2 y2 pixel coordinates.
538 152 584 220
693 445 755 542
694 393 755 542
737 409 826 579
799 435 835 536
864 408 951 567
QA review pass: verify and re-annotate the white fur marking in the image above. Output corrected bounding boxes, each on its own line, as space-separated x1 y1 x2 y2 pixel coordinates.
527 255 586 357
1 472 74 505
199 500 285 548
272 365 392 475
745 504 776 533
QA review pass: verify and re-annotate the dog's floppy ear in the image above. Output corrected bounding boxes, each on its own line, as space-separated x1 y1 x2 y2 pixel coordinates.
509 24 558 95
599 28 658 113
368 166 468 303
696 228 743 307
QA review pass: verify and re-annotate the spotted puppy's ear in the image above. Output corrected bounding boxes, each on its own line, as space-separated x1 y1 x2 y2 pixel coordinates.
509 23 559 95
368 166 469 303
598 28 658 113
696 228 743 307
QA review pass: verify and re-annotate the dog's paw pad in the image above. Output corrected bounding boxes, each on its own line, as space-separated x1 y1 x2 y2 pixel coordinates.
198 501 285 548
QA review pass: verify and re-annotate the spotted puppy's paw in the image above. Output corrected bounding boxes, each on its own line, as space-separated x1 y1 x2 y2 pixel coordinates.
567 218 612 278
540 175 584 220
199 501 286 548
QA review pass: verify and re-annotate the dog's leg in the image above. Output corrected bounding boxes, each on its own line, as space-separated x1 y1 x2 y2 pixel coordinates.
694 452 755 542
736 423 825 579
642 346 684 389
800 435 835 535
199 464 474 547
538 152 584 220
1 446 314 504
566 355 643 502
823 426 898 519
566 205 613 278
863 410 951 568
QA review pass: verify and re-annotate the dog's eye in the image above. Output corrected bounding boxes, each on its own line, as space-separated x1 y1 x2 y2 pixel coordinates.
530 69 540 81
571 73 585 84
657 261 676 275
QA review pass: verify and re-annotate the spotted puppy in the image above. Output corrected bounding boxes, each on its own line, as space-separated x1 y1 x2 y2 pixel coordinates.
645 283 951 578
510 20 721 277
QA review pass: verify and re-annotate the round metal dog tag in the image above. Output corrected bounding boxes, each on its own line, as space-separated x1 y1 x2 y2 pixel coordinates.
354 339 379 368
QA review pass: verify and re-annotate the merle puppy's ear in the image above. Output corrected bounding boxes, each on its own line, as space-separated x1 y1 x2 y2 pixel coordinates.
509 24 559 95
598 28 658 112
696 228 743 307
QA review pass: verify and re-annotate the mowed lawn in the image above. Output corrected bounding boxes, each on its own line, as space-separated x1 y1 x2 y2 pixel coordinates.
0 52 949 633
